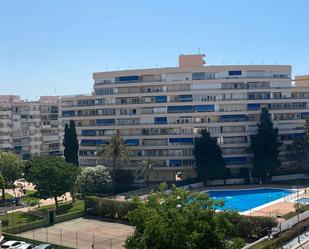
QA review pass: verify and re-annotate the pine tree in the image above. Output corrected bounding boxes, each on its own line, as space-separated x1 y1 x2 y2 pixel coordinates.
251 108 280 183
63 120 79 166
194 129 227 184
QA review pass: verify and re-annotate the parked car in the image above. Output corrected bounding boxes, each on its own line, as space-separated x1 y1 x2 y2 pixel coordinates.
35 245 55 249
1 241 25 249
17 244 35 249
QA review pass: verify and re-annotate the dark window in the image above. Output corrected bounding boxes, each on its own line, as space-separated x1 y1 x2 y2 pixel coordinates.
96 119 115 126
167 105 193 113
193 105 214 112
117 76 139 83
247 103 261 111
178 95 193 102
154 117 167 124
125 139 139 146
228 70 242 76
192 72 206 80
154 96 167 103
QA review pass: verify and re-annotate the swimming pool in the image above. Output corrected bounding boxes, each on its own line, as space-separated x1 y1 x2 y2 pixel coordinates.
297 197 309 204
207 188 293 212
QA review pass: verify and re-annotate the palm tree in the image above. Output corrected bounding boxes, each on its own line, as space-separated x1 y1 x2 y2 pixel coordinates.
137 157 156 186
98 132 131 194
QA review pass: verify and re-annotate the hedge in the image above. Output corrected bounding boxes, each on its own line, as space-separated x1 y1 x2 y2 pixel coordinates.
55 210 84 223
4 233 73 249
3 219 49 234
85 196 137 220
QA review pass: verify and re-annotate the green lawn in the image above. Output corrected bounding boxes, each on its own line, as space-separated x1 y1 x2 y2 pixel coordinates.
35 200 85 215
5 193 14 199
25 190 37 196
0 211 43 228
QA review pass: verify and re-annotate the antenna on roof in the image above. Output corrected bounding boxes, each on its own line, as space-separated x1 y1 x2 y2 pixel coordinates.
198 47 201 54
178 49 181 55
54 86 57 96
117 65 120 71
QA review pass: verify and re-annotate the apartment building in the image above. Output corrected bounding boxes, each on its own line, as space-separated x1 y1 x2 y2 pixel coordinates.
0 95 62 159
60 54 309 181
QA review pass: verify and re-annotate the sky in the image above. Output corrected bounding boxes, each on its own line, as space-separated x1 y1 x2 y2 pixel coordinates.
0 0 308 100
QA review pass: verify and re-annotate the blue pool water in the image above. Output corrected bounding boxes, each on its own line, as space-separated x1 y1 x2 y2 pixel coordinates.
207 188 293 212
297 198 309 204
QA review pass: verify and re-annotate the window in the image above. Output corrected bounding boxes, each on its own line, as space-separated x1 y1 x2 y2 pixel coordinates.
62 111 75 117
95 88 113 95
125 139 140 146
96 119 115 126
167 105 193 113
193 105 214 112
192 72 205 80
178 95 193 102
247 103 261 111
228 70 242 76
116 75 139 83
154 96 167 103
154 117 167 124
82 130 96 136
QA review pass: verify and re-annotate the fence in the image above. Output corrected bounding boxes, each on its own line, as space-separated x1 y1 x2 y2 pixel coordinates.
12 225 130 249
55 210 85 223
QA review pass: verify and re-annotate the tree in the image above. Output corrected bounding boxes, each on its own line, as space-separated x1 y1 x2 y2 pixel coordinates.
63 120 79 166
26 156 79 208
98 132 131 194
125 184 245 249
137 157 156 186
0 173 5 200
76 165 112 195
194 129 227 184
251 108 281 183
288 118 309 170
0 152 23 200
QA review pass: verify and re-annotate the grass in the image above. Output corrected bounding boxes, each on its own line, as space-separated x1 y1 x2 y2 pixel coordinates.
5 193 14 199
0 211 43 228
35 200 85 215
25 190 37 196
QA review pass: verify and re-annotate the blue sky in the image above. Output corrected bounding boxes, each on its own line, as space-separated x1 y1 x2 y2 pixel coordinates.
0 0 308 99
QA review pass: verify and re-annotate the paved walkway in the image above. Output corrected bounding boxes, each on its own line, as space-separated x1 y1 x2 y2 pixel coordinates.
283 231 309 248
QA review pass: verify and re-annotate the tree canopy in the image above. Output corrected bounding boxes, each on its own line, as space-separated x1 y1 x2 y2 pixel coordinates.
288 118 309 170
193 129 227 183
63 120 79 166
125 184 244 249
0 152 23 199
251 108 281 182
26 156 80 207
76 165 112 194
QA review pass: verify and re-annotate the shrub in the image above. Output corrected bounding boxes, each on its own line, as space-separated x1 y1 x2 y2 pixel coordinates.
85 196 137 220
232 215 277 239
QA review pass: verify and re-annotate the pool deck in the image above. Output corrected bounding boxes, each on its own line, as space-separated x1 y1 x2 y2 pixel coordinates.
193 184 308 218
